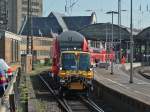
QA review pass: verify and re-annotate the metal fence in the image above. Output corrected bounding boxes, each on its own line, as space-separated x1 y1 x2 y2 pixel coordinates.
0 68 21 112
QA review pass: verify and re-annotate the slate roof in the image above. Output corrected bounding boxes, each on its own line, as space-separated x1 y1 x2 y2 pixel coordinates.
19 16 62 36
63 16 92 31
19 12 94 37
135 27 150 40
49 12 68 31
78 23 130 40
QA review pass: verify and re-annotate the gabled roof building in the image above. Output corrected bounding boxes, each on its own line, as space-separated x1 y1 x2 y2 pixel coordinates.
19 12 97 37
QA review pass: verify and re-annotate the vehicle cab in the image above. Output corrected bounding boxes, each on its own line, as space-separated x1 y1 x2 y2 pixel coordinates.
59 51 94 91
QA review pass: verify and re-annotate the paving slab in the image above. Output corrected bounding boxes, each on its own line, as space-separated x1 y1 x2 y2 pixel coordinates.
94 64 150 106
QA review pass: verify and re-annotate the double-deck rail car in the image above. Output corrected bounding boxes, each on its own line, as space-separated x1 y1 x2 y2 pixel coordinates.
50 31 94 95
90 48 115 66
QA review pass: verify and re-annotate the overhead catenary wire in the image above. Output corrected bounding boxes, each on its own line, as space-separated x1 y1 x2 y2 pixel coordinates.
65 0 79 15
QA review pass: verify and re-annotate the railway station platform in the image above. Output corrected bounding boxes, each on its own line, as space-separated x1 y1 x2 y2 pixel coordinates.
94 63 150 112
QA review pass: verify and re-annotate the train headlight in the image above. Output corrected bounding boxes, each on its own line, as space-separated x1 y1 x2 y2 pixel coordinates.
60 67 62 70
90 68 93 71
59 70 66 77
87 71 94 79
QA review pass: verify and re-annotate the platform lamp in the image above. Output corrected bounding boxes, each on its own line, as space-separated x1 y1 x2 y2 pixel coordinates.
27 0 34 70
118 0 122 62
118 0 127 62
27 0 30 54
105 23 108 70
106 11 118 75
129 0 134 83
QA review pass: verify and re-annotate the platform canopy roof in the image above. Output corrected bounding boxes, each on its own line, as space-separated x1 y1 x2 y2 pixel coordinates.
78 23 130 41
135 27 150 40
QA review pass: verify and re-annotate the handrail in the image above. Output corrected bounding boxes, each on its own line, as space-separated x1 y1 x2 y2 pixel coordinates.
0 71 18 112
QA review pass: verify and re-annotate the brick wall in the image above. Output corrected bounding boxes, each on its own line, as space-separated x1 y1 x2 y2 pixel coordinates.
20 36 53 61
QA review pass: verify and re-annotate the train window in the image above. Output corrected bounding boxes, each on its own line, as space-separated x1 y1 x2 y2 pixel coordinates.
79 53 90 70
61 53 76 70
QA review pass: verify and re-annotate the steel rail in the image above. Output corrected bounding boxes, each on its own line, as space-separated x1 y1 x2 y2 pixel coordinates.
39 74 104 112
39 75 71 112
79 96 104 112
62 98 73 112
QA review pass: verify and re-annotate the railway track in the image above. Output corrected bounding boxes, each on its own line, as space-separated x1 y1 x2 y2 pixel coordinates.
120 64 150 82
135 66 150 80
39 74 104 112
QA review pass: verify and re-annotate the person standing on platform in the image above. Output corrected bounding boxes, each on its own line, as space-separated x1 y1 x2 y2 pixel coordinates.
121 56 126 65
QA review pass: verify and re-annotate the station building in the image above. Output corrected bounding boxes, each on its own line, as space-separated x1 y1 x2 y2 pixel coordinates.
78 23 131 62
0 0 43 33
19 11 150 64
0 30 21 64
18 12 96 63
20 36 53 61
2 10 148 67
134 27 150 63
0 29 53 66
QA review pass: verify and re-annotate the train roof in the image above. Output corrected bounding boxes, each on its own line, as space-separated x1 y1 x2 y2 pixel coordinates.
58 31 84 42
57 31 86 51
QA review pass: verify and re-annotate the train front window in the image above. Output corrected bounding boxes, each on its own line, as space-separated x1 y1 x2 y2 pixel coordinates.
61 53 77 70
79 53 90 70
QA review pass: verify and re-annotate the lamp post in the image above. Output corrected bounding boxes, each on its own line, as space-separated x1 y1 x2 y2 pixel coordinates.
106 11 118 74
105 23 109 70
27 0 30 54
130 0 133 83
118 0 127 62
118 0 121 61
27 0 35 70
